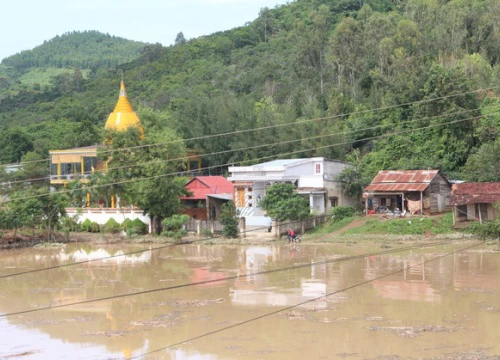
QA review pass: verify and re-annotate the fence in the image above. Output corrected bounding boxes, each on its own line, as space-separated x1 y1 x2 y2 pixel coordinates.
272 214 331 239
185 214 331 238
185 218 225 234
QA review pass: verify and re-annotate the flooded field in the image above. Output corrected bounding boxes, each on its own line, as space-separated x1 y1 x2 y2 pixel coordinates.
0 239 499 360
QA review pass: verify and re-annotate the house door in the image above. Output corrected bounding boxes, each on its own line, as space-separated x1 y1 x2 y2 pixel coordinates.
236 188 245 207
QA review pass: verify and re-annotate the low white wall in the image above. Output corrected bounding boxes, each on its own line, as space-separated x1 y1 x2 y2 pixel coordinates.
65 208 152 233
245 216 273 227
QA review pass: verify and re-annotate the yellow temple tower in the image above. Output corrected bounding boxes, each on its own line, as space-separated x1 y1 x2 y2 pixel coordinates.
49 81 144 188
49 80 201 207
105 80 144 137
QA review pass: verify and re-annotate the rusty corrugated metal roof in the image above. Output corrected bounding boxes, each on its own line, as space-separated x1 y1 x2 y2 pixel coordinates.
365 183 429 192
450 182 500 205
365 170 440 193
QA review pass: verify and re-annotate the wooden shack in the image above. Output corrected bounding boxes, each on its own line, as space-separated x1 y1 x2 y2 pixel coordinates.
364 170 451 215
450 182 500 224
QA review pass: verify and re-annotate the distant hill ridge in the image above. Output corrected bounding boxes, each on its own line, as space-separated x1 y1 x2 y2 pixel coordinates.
1 30 146 70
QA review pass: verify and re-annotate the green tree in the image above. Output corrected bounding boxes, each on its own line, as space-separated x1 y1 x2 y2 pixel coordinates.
0 128 33 163
335 150 367 201
175 32 186 45
462 138 500 182
37 190 68 240
295 5 333 95
329 16 363 95
100 127 188 233
219 202 239 238
259 183 310 221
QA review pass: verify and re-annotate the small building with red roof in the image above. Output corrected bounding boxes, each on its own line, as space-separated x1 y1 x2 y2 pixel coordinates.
181 176 234 220
450 182 500 224
364 170 451 215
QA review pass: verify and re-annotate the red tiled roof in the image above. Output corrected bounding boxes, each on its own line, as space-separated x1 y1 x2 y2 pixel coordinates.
365 170 440 192
450 182 500 205
181 176 234 200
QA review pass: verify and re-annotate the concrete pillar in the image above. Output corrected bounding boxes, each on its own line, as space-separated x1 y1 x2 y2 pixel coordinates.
239 217 246 238
196 220 201 236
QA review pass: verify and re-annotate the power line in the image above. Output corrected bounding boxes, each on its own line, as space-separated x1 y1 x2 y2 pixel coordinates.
3 102 494 187
0 224 274 280
132 241 483 359
0 84 496 169
0 238 462 318
3 110 494 203
0 214 324 279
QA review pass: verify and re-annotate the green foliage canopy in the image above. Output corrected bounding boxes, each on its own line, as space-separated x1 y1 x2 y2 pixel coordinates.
259 183 310 221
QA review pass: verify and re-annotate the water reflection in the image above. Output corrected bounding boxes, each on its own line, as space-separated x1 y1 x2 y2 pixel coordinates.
0 242 498 359
35 247 153 265
231 246 327 308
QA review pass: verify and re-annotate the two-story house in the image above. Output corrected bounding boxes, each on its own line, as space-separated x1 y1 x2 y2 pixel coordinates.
228 157 356 226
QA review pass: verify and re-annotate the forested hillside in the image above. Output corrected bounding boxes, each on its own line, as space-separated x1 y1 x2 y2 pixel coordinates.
0 31 146 109
2 31 145 69
1 0 500 185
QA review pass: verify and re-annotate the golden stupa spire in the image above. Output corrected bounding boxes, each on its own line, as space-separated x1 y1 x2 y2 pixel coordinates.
105 80 144 137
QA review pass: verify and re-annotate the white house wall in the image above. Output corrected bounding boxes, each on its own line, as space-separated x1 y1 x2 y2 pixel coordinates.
324 161 351 177
230 158 356 223
253 182 267 216
298 176 323 188
66 208 152 233
311 194 325 214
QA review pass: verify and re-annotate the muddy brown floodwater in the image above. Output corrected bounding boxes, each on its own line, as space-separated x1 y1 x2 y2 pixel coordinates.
0 239 499 360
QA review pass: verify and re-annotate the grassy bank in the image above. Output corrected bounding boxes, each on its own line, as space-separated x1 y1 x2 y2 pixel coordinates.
344 213 455 236
308 213 470 241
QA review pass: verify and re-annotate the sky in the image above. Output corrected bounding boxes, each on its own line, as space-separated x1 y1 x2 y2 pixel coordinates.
0 0 291 61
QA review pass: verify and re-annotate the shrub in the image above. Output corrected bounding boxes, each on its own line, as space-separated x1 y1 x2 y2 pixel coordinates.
80 219 93 232
60 215 80 232
103 218 121 233
162 214 189 231
128 218 147 235
469 220 500 240
161 214 189 240
120 218 132 231
331 206 357 221
90 221 101 233
200 228 213 237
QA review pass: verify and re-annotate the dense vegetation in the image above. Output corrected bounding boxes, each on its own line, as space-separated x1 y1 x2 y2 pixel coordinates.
2 30 145 69
1 0 499 181
1 0 500 236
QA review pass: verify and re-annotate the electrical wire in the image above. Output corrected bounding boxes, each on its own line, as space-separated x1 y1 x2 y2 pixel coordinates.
0 224 274 280
0 84 496 169
131 241 483 359
3 110 495 203
0 238 465 318
3 102 495 186
0 213 328 279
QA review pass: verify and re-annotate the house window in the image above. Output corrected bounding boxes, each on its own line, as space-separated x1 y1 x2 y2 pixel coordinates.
315 163 322 174
381 198 386 206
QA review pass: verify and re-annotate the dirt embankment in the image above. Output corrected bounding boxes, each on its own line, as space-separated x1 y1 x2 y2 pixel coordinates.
0 233 47 249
